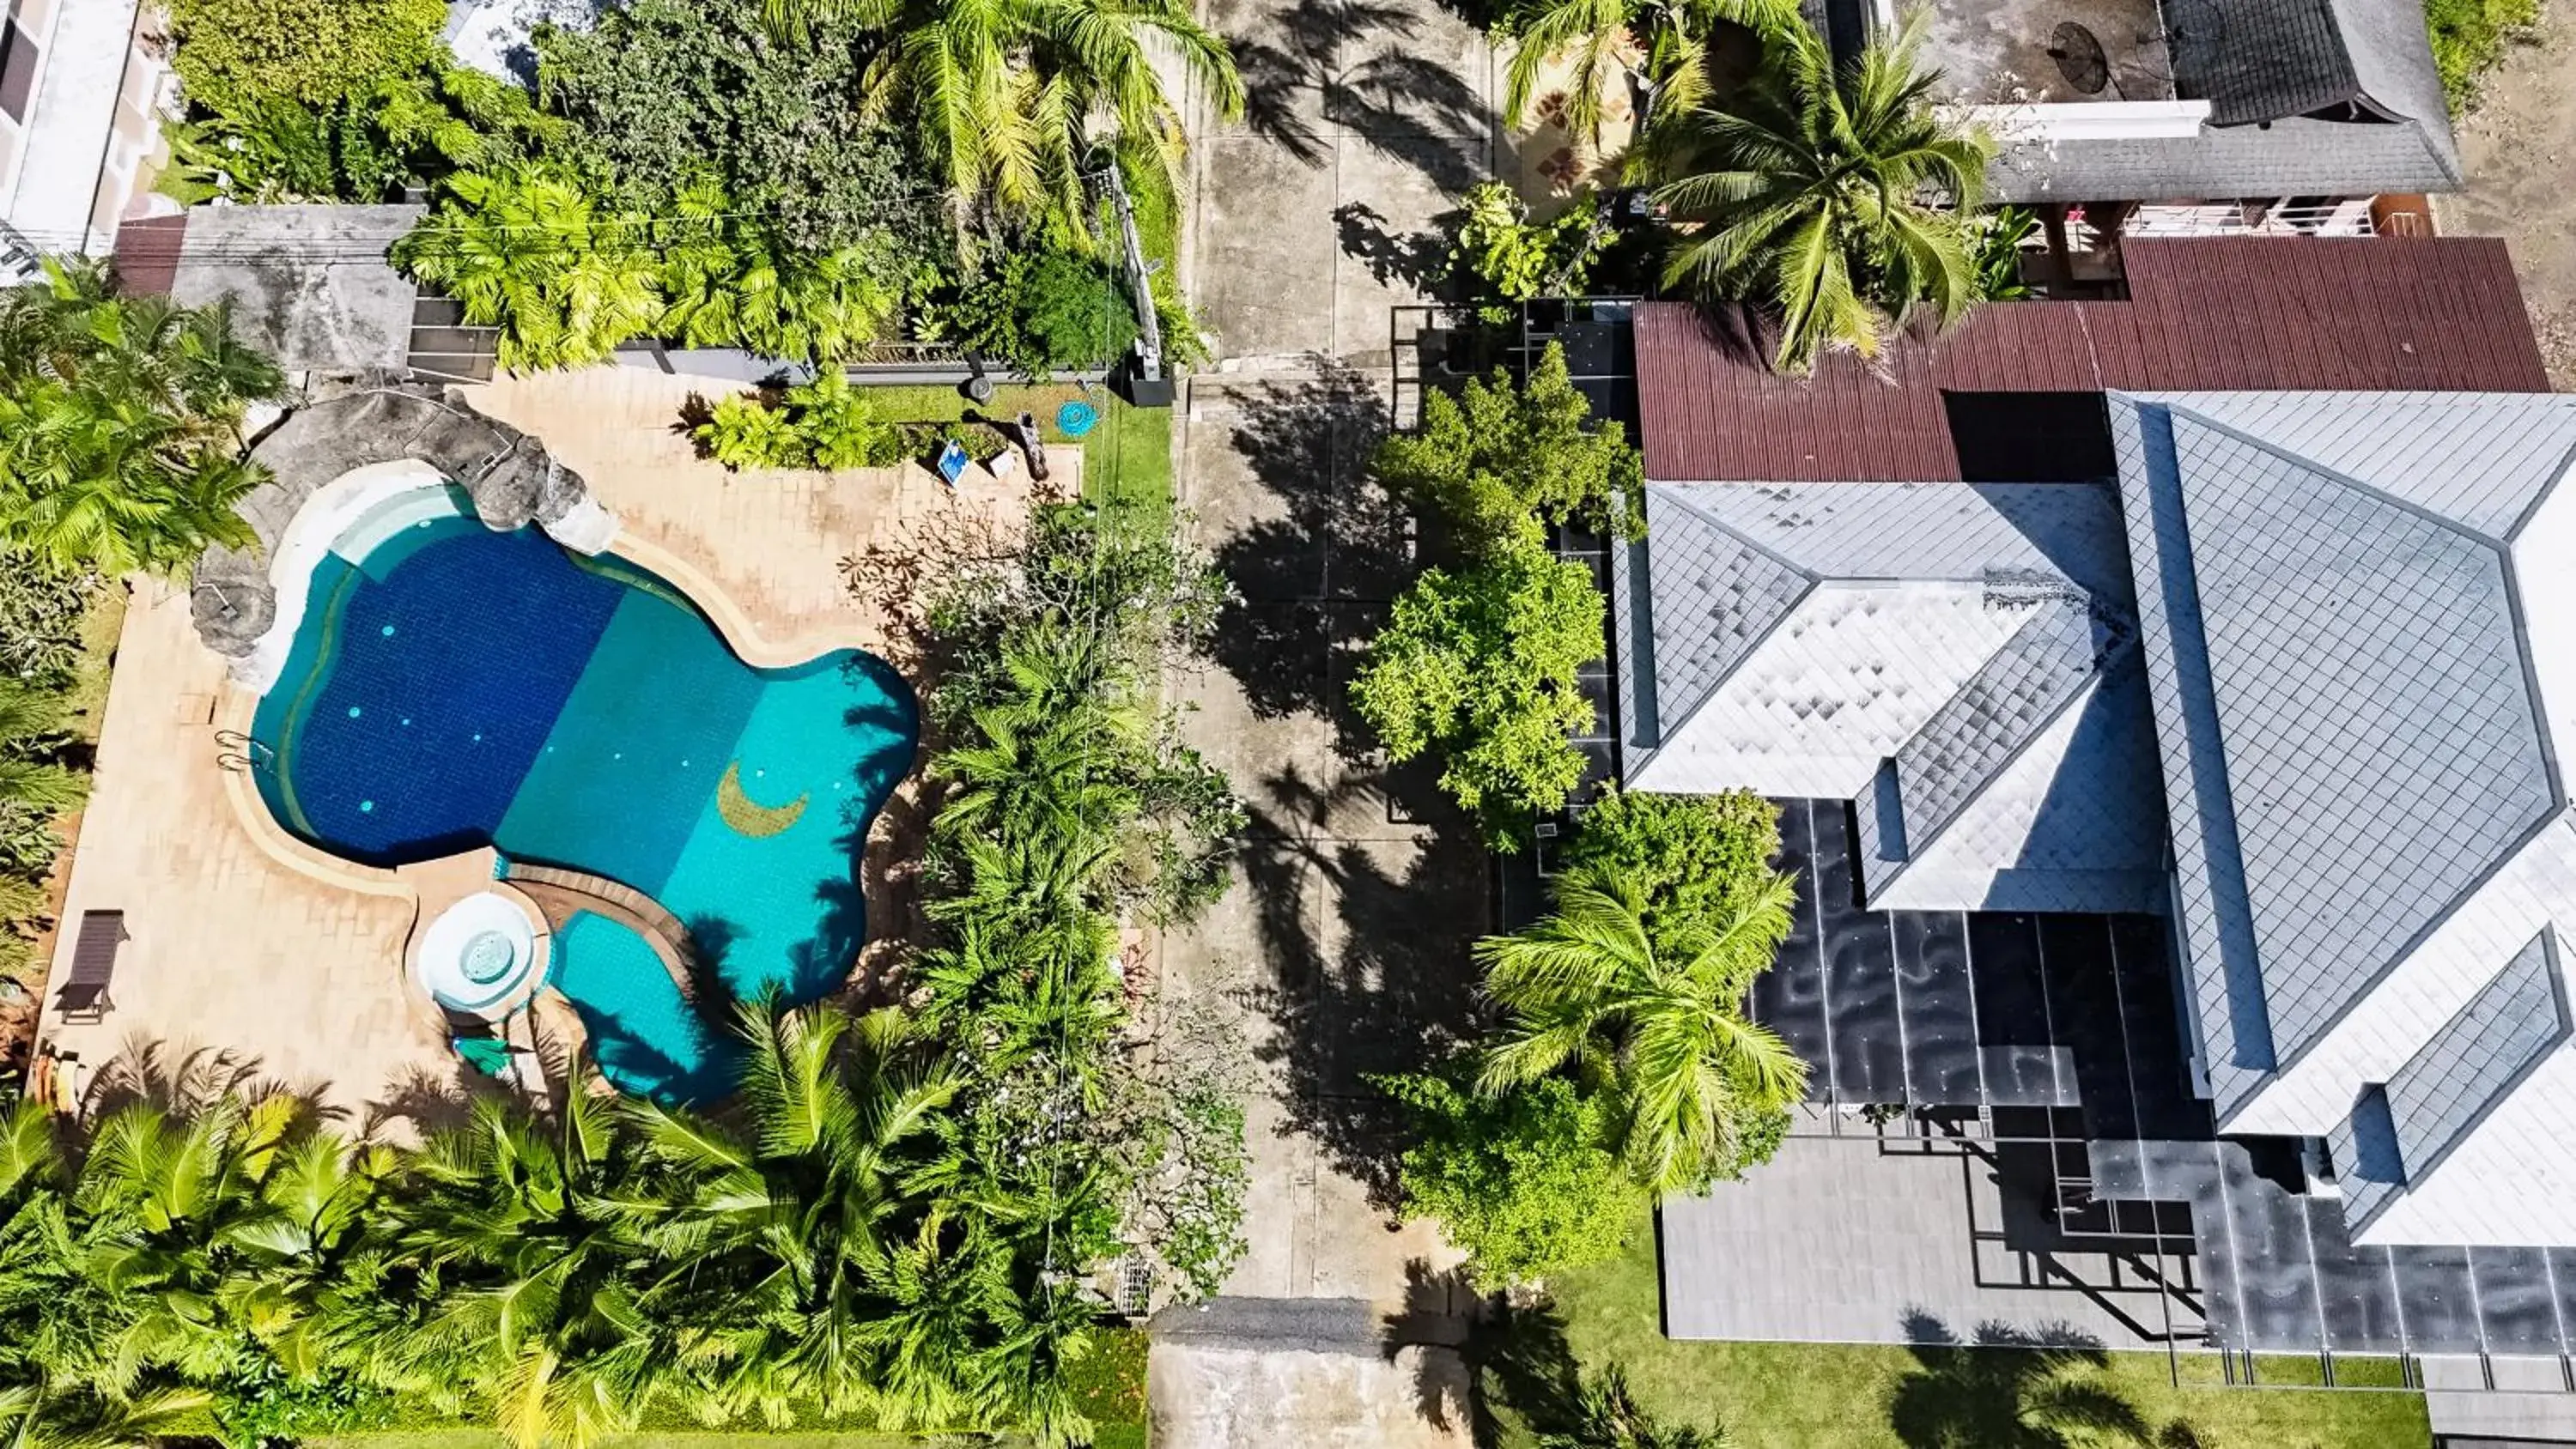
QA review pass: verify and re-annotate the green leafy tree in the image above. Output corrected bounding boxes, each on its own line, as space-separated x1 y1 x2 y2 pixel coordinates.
1374 343 1641 559
162 0 445 108
1558 790 1780 956
396 163 665 370
1375 1066 1648 1288
1477 876 1804 1190
1649 15 1990 372
0 258 283 579
536 0 939 260
1448 181 1604 320
1348 542 1604 845
765 0 1246 225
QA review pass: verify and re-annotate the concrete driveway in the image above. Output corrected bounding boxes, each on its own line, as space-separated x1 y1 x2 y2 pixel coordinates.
1188 0 1500 367
1155 0 1504 1434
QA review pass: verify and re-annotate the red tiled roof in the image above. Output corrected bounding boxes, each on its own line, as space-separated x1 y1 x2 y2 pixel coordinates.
1636 237 2552 482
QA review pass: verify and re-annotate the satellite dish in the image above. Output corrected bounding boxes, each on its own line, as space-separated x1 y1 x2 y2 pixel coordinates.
2049 21 2111 94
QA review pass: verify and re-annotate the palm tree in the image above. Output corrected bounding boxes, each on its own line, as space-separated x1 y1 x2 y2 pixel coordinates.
1649 15 1990 373
0 1382 211 1449
764 0 1245 223
1475 876 1804 1190
655 181 900 364
72 1094 308 1385
375 1090 674 1449
1504 0 1796 152
627 1002 964 1427
0 258 282 578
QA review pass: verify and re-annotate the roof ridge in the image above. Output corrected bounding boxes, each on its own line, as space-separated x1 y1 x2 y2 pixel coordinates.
1645 484 1820 583
2159 399 2514 552
1630 488 1819 777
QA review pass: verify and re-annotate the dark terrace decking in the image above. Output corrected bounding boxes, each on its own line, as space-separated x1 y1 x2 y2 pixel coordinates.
1636 237 2550 483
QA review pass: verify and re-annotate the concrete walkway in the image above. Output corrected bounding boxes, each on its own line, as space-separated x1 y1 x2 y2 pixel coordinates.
1151 0 1504 1439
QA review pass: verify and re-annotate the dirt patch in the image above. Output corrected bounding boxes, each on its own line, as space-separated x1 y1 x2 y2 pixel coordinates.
2441 0 2576 385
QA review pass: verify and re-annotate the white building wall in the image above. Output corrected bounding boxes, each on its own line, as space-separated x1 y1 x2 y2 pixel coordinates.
0 0 161 254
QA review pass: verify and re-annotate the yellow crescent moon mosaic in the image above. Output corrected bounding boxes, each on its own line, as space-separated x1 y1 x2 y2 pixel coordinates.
716 761 808 838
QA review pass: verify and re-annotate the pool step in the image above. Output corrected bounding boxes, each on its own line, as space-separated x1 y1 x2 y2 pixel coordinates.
502 863 702 1009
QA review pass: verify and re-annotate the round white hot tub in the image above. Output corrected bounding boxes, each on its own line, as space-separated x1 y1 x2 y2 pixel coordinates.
415 890 544 1018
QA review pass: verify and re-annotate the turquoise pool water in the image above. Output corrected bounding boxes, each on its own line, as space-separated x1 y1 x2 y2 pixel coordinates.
250 493 918 1100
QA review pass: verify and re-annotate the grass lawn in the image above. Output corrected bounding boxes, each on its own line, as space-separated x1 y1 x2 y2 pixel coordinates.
308 1329 1148 1449
1485 1209 2431 1449
856 382 1172 516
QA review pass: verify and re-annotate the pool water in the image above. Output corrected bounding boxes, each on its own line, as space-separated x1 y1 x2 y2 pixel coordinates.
251 498 918 1100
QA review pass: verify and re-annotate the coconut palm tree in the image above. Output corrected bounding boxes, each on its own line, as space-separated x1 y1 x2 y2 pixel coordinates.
0 1381 211 1449
1649 15 1990 373
1503 0 1796 152
627 1003 963 1426
376 1090 674 1449
763 0 1244 223
1475 875 1805 1190
0 258 282 578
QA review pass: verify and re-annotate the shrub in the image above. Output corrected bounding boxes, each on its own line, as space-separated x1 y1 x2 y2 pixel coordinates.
1560 790 1783 956
933 251 1141 379
691 377 930 472
1348 541 1604 846
2427 0 2538 109
163 0 446 108
1376 1066 1649 1288
694 394 808 470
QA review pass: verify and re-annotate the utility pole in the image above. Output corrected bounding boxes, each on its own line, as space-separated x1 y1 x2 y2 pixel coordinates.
1103 162 1173 407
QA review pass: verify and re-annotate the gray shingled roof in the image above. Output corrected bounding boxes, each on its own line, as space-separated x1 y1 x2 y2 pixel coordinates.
2110 392 2568 1094
1989 115 2459 203
1856 596 2126 902
2330 931 2569 1234
1616 482 2160 912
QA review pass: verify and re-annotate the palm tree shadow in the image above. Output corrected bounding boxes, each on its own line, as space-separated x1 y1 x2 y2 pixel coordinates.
1458 1299 1585 1447
1887 1310 2152 1448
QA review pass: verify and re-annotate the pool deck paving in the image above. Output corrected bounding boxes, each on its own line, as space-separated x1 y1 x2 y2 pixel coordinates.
35 367 1041 1127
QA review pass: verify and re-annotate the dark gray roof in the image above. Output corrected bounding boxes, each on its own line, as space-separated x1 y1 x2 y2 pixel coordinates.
2330 931 2569 1235
2110 393 2567 1104
1988 114 2459 203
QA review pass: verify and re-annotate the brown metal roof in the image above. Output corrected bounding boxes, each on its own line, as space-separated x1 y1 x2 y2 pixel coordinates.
1637 236 2551 482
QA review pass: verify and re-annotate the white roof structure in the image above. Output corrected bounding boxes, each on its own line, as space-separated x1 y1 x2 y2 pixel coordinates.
1610 481 2167 914
2109 391 2576 1246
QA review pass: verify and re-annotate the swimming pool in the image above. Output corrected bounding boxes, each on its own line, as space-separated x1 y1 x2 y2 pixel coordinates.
249 487 918 1100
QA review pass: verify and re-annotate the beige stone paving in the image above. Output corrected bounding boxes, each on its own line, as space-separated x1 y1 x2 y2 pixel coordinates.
37 367 1045 1125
